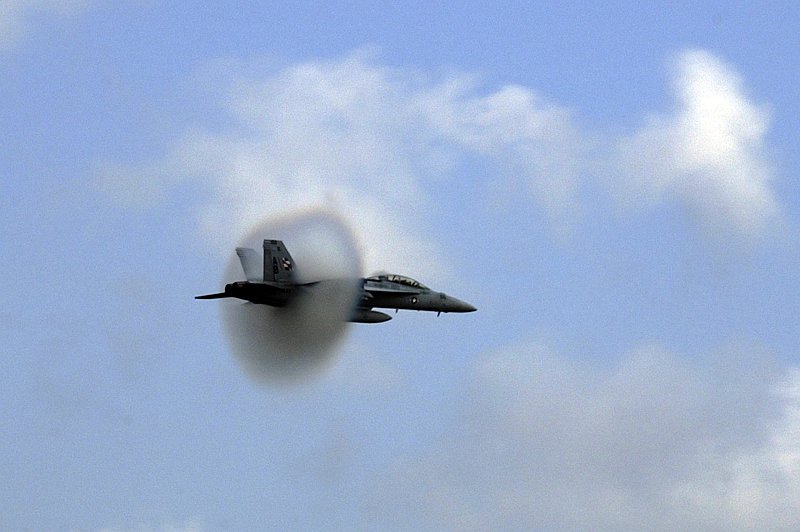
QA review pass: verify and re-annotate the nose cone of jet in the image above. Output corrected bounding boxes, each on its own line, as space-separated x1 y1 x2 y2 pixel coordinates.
447 296 477 313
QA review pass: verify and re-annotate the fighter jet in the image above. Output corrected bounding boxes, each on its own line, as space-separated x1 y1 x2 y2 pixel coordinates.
196 239 476 323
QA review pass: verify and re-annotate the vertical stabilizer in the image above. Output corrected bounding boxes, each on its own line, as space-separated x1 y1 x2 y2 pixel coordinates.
235 247 262 281
263 240 295 284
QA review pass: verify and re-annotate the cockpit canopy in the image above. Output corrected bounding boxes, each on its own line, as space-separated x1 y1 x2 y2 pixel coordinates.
366 273 429 290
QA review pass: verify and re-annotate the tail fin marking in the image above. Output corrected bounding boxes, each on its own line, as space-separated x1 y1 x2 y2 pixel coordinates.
263 240 295 284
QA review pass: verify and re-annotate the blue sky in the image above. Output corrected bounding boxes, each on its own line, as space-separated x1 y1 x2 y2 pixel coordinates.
4 2 800 530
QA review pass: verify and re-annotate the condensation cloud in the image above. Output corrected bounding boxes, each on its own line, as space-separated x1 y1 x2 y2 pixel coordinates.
220 209 362 384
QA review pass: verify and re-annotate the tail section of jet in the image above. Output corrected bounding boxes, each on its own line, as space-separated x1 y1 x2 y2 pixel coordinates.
235 247 262 281
263 239 295 284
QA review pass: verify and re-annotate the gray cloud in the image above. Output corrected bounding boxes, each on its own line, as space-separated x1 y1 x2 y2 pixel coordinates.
367 343 800 531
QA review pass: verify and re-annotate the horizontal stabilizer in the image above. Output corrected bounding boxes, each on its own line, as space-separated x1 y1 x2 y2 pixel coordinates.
195 292 231 300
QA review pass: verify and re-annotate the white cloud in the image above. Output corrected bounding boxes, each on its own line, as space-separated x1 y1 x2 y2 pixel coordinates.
94 51 582 282
614 49 778 239
411 81 583 224
0 0 87 51
367 343 800 531
95 48 783 254
670 369 800 529
99 520 203 532
0 1 27 49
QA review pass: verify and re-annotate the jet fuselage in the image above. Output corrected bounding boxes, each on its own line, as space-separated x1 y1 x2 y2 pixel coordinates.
196 240 476 323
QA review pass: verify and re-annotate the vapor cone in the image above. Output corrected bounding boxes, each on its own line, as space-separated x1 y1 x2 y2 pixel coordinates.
221 210 362 383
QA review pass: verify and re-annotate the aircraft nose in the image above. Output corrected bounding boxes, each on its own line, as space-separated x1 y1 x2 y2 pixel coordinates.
448 296 477 313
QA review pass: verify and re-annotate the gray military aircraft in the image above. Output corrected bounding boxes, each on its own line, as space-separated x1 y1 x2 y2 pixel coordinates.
196 239 476 323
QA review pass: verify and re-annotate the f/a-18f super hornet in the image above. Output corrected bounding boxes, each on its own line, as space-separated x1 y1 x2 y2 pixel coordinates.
196 239 476 323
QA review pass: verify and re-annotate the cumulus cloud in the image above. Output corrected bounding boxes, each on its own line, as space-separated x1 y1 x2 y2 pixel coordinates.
95 48 783 254
94 51 582 280
412 81 582 223
367 343 800 530
614 49 778 239
0 0 87 51
671 369 800 529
